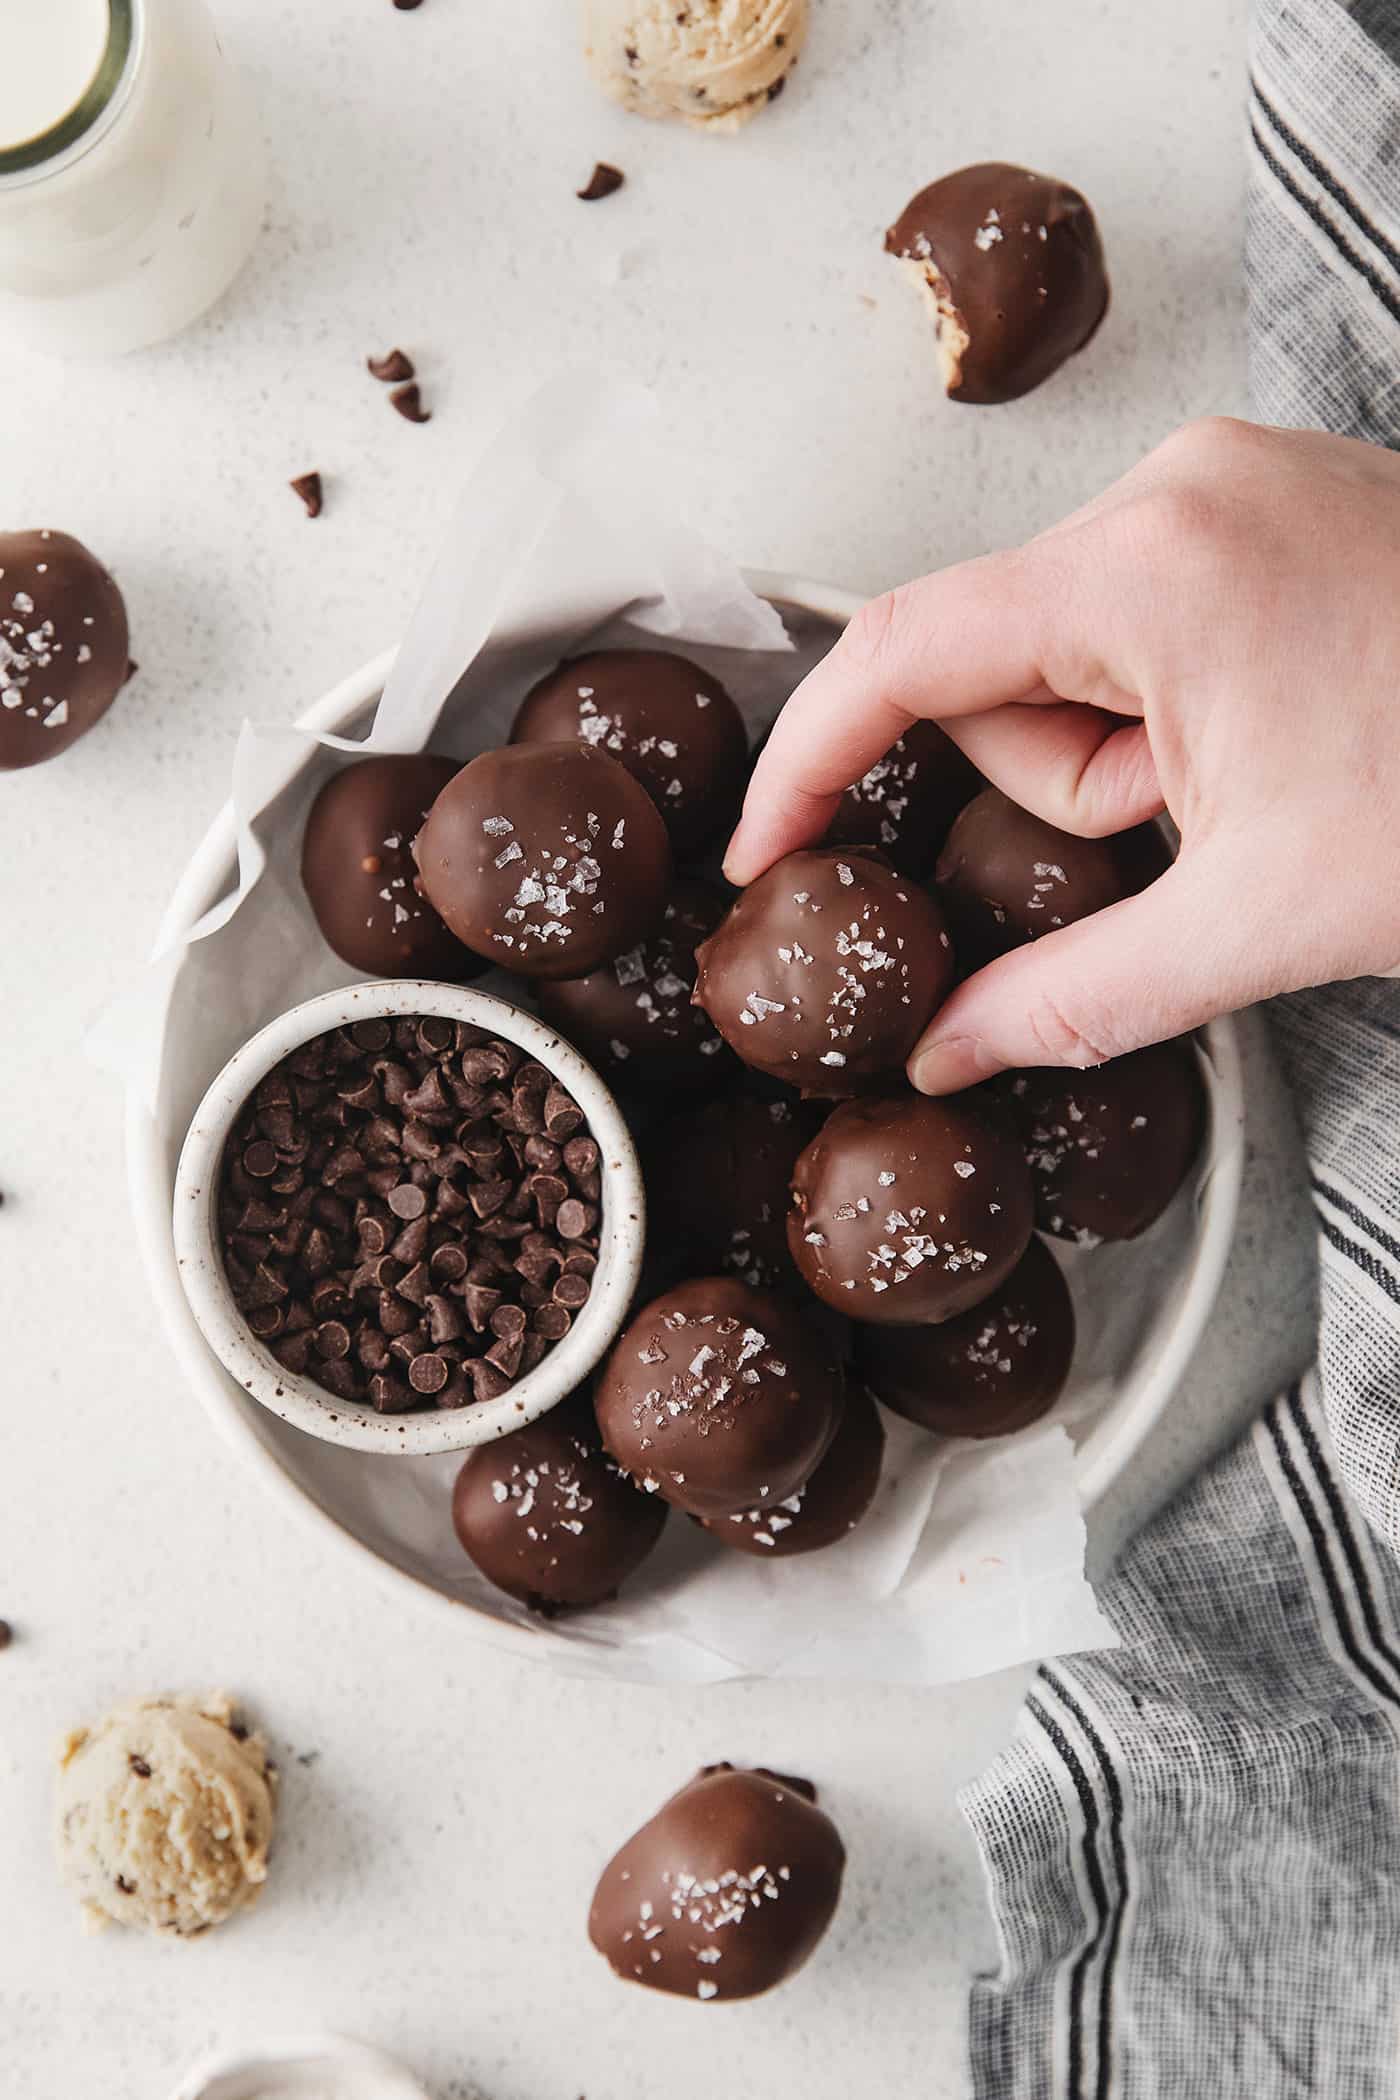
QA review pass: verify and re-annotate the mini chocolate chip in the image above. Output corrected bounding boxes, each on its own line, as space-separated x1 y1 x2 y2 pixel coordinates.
489 1301 527 1341
389 381 431 424
555 1197 595 1241
0 1621 12 1652
367 347 415 382
463 1282 502 1333
390 1215 430 1264
468 1357 513 1402
243 1141 279 1178
553 1272 591 1309
429 1242 469 1282
544 1085 585 1141
314 1320 351 1361
408 1352 449 1395
426 1293 464 1344
318 1357 361 1400
485 1331 523 1378
531 1303 572 1341
578 162 625 202
129 1755 152 1778
247 1303 285 1338
290 472 323 518
357 1215 390 1256
387 1182 427 1220
370 1372 415 1412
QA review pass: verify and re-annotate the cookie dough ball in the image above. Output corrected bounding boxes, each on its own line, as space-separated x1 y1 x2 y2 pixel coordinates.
414 743 671 980
534 880 732 1090
0 530 129 770
512 649 749 853
595 1274 844 1517
451 1393 667 1612
886 162 1109 404
693 847 956 1095
645 1094 821 1292
301 754 487 980
856 1235 1074 1437
54 1693 276 1938
589 1763 844 2000
583 0 807 134
699 1380 884 1555
789 1093 1034 1324
1005 1040 1206 1244
936 787 1133 970
826 720 982 877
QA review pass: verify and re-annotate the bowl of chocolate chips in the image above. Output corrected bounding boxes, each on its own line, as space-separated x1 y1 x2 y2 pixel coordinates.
172 980 645 1456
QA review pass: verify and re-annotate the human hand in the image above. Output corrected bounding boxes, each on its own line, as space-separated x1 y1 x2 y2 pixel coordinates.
724 418 1400 1092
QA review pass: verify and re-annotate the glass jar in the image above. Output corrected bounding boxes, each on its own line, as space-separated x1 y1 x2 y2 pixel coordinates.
0 0 264 356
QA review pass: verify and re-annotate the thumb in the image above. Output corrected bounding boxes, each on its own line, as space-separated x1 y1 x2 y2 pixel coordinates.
908 851 1265 1092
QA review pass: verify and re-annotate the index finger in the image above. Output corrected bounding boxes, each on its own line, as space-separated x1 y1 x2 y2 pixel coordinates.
723 546 1056 886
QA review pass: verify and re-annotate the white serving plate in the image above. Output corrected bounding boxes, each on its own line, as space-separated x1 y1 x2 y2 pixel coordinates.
125 572 1245 1670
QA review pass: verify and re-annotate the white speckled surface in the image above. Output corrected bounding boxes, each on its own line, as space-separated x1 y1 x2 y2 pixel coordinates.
0 2 1319 2096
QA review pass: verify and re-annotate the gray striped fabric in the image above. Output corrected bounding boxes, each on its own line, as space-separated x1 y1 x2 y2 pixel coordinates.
965 5 1400 2092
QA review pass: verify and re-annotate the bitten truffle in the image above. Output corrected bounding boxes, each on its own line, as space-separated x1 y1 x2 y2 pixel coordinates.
301 754 486 980
594 1275 845 1517
936 787 1135 970
645 1095 821 1293
693 847 956 1094
699 1381 885 1555
414 743 671 980
534 879 733 1089
588 1763 844 2001
512 648 749 852
826 720 981 877
0 529 129 770
451 1393 667 1611
885 162 1108 405
1005 1040 1206 1244
856 1235 1074 1437
789 1093 1034 1323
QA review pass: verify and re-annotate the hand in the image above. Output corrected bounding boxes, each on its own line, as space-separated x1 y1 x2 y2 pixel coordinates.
724 418 1400 1092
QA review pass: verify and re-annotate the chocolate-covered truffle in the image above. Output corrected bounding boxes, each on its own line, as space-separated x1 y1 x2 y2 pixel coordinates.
451 1393 667 1611
533 880 733 1089
885 162 1108 405
789 1093 1034 1324
588 1764 845 2002
645 1095 821 1292
857 1235 1074 1437
414 743 671 981
511 648 749 852
936 787 1133 970
1005 1040 1206 1244
693 847 956 1095
595 1275 845 1517
0 530 129 770
301 754 486 980
826 720 981 877
700 1381 884 1555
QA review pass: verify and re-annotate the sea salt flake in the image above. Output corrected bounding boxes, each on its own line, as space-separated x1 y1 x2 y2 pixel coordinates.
481 816 514 836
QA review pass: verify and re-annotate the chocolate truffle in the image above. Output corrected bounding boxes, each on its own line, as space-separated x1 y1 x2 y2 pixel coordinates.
693 847 956 1095
414 742 671 980
594 1275 845 1517
645 1095 821 1293
1005 1040 1206 1244
533 879 732 1090
511 649 749 852
789 1093 1034 1324
301 754 487 980
588 1764 845 2001
451 1393 667 1611
857 1235 1074 1437
0 530 129 770
699 1381 884 1555
935 787 1134 970
885 162 1108 405
826 720 981 877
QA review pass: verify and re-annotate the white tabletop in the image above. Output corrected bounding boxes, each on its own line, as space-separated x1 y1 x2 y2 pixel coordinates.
2 3 1320 2096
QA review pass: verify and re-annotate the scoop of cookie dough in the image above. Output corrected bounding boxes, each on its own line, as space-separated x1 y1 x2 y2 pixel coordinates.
54 1693 276 1937
583 0 806 132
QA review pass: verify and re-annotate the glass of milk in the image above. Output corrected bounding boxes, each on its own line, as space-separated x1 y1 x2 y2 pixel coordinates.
0 0 264 356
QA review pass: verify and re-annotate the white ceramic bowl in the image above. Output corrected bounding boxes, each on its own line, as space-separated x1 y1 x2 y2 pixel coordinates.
126 572 1246 1663
172 980 644 1457
167 2033 433 2100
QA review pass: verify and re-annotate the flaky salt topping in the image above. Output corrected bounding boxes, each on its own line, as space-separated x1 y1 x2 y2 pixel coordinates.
488 1450 597 1544
0 569 79 731
628 1309 792 1434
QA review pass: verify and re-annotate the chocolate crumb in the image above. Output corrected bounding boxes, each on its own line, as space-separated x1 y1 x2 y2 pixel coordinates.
128 1755 152 1778
367 347 415 383
389 382 431 425
115 1875 135 1895
0 1620 11 1651
392 0 423 10
578 162 625 203
290 472 323 519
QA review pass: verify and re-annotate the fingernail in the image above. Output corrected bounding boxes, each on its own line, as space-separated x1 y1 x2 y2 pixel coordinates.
720 829 754 886
908 1036 997 1096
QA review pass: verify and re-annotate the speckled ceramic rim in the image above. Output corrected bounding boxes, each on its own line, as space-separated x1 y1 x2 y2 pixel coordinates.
128 573 1245 1656
167 2031 432 2100
172 980 645 1458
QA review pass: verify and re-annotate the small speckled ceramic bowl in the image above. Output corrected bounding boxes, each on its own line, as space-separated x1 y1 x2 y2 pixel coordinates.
172 980 644 1458
167 2033 433 2100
